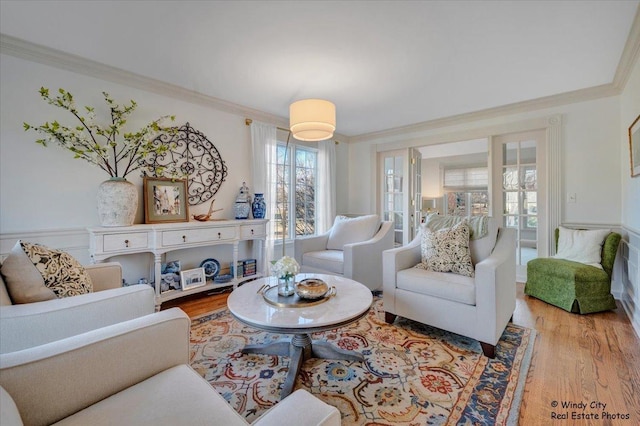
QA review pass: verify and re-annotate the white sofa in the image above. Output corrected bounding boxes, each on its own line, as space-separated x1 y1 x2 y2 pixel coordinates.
294 215 394 291
0 264 341 426
382 218 516 358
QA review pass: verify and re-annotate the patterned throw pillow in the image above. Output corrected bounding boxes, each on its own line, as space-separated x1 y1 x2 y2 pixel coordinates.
20 241 93 298
1 241 94 303
417 221 474 277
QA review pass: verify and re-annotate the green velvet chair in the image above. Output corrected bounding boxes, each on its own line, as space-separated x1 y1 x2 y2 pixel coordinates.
525 229 621 314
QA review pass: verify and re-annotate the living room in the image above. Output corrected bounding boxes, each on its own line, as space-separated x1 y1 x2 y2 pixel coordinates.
1 1 639 425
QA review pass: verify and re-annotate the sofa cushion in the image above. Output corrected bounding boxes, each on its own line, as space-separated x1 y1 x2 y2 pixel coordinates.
326 215 380 250
0 241 93 304
418 221 474 277
553 226 610 269
528 257 609 283
302 250 344 275
397 267 476 305
53 364 248 426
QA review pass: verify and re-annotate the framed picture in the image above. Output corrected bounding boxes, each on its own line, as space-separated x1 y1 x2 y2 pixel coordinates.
630 113 640 177
144 177 189 223
180 267 206 291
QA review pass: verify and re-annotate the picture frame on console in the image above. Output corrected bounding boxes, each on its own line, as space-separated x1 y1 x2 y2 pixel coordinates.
180 267 206 291
630 113 640 177
144 177 189 223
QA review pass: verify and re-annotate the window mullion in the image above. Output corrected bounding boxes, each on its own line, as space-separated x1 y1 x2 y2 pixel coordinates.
289 145 295 240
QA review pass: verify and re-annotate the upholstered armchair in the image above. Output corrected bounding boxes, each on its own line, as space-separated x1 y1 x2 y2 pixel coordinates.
382 218 516 358
0 262 157 354
294 214 394 291
1 257 341 425
525 227 621 314
0 306 340 426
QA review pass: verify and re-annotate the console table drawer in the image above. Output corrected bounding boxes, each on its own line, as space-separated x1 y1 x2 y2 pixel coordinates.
103 233 148 252
161 226 236 246
240 224 267 239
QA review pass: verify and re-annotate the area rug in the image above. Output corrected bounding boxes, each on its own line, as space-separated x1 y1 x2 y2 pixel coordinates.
190 298 535 425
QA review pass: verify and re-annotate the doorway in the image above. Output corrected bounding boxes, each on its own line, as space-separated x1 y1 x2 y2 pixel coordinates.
492 130 547 281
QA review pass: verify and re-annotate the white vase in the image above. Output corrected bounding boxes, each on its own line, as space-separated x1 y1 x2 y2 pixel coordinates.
97 178 138 227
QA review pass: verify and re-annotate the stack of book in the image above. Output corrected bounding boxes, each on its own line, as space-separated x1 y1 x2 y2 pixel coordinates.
230 259 257 277
243 259 257 276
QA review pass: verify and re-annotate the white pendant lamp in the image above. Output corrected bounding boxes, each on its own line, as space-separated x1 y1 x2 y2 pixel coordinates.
289 99 336 141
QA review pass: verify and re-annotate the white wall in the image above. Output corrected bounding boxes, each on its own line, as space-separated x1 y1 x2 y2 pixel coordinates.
0 53 255 282
421 158 442 200
619 54 640 336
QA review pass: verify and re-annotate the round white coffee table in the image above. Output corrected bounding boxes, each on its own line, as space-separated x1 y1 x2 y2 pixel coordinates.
227 273 373 399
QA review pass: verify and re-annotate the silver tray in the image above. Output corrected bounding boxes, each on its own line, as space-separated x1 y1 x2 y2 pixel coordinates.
259 285 336 308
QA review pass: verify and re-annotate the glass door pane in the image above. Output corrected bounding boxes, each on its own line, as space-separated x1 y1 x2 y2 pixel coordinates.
382 153 404 245
493 131 545 281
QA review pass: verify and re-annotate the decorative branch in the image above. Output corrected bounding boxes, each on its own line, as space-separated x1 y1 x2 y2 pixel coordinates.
24 87 176 179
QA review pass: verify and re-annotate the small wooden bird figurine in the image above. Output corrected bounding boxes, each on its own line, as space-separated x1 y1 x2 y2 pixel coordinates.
192 199 223 221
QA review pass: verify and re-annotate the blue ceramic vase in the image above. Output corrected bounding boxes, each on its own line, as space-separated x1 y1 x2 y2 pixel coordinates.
252 193 266 219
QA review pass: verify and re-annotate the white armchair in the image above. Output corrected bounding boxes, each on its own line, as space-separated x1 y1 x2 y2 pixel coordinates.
0 262 157 353
382 218 516 358
294 215 394 291
0 292 340 426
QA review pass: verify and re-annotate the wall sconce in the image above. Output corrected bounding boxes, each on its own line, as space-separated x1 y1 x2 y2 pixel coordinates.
289 99 336 141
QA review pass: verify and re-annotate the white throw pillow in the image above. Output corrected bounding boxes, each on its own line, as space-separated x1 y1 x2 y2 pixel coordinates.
553 226 610 269
326 215 380 250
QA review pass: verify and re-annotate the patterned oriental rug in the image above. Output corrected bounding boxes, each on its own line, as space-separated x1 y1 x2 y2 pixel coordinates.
190 298 535 425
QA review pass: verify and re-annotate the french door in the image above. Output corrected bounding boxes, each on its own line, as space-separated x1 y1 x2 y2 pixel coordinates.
492 130 547 281
379 148 421 246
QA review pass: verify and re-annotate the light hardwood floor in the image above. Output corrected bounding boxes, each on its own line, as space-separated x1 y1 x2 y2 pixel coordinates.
165 283 640 425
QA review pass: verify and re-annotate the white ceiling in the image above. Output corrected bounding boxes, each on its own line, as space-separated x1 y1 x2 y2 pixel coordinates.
1 0 638 137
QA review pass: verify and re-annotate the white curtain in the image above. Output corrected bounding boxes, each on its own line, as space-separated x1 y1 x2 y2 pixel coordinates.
250 121 277 273
317 139 336 233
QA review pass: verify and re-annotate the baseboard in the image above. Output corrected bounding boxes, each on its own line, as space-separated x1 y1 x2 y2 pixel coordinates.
621 297 640 339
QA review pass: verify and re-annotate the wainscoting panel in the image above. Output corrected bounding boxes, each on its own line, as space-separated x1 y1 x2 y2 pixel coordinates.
621 226 640 338
0 228 90 264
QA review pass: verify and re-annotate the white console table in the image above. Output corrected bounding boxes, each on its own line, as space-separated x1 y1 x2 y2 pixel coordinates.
87 219 268 307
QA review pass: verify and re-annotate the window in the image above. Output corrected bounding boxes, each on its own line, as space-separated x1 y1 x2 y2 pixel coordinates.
442 166 489 217
274 142 318 241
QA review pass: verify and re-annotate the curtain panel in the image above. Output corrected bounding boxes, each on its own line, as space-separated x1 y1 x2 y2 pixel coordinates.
250 122 277 271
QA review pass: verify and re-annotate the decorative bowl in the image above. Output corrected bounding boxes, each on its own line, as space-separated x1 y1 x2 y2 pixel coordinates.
295 278 329 300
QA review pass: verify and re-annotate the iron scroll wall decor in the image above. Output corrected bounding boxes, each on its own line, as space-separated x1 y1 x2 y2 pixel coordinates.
141 122 228 206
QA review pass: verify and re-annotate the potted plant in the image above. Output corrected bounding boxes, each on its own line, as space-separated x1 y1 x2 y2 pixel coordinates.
24 87 177 226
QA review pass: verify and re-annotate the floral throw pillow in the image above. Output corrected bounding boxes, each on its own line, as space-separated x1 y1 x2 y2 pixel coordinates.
417 221 474 277
20 241 93 298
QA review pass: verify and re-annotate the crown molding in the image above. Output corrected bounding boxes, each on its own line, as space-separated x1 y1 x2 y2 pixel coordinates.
349 83 619 144
3 12 638 147
0 33 290 129
350 7 640 144
613 5 640 90
0 33 351 143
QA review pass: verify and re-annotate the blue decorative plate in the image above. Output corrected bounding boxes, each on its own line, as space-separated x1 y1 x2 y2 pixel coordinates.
199 258 220 278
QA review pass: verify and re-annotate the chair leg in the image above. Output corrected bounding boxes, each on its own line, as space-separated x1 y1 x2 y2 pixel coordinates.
384 312 397 324
480 342 496 359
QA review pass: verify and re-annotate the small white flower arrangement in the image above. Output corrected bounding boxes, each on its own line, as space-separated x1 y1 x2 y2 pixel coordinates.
271 256 300 280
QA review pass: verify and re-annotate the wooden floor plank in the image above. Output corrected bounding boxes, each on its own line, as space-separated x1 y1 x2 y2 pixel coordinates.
166 283 640 424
